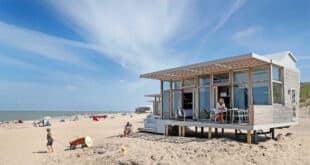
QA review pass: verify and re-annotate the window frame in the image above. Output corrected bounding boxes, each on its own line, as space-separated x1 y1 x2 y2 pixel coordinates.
251 66 270 105
272 65 284 105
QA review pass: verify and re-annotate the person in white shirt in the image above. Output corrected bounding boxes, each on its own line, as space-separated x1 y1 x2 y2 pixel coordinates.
216 98 226 123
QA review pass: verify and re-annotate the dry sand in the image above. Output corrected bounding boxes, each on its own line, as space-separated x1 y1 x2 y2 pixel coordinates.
0 108 310 165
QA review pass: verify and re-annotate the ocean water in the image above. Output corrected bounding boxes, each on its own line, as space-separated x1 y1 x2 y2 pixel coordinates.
0 111 130 121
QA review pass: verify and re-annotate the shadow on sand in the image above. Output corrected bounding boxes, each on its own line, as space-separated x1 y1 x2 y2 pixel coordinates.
129 129 273 144
32 151 48 154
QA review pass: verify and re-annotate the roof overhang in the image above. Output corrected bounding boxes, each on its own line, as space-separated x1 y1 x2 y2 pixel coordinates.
140 53 272 80
144 94 161 97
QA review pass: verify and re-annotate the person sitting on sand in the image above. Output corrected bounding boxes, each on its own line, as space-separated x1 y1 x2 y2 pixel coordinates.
73 116 79 121
216 98 227 123
46 128 54 153
123 122 132 137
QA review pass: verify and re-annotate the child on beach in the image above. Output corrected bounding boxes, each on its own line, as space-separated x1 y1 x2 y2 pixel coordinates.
123 122 132 137
46 128 54 153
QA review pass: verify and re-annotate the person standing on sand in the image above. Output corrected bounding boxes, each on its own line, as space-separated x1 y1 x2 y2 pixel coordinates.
46 128 54 153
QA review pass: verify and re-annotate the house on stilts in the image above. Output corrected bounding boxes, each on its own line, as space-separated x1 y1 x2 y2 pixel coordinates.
140 51 300 144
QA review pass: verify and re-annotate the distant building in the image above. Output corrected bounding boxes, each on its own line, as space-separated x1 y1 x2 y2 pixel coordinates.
135 106 151 113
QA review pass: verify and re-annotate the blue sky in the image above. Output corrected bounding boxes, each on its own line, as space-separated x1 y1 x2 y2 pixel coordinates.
0 0 309 111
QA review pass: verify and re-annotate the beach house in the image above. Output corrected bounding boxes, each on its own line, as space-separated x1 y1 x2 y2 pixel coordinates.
140 51 300 144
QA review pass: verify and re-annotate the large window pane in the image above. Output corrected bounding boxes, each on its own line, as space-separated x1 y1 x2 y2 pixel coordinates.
173 90 182 117
272 66 281 81
184 79 195 87
199 88 210 119
273 82 283 104
172 81 181 89
163 81 170 90
234 70 248 83
213 73 229 84
199 75 210 87
163 90 170 119
252 82 269 105
252 67 268 82
234 84 248 109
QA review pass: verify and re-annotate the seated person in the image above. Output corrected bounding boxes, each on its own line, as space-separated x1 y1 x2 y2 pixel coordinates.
123 122 132 137
216 98 227 123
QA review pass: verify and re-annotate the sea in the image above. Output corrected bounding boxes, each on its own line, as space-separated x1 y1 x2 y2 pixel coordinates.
0 111 131 121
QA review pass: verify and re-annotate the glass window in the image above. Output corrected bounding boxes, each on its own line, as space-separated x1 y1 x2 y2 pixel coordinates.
199 75 210 87
163 81 170 90
272 66 281 81
163 90 170 119
213 73 229 84
252 67 268 82
173 90 182 117
273 82 283 104
172 81 181 89
252 82 269 105
234 70 248 83
234 84 248 109
183 79 195 87
199 88 210 119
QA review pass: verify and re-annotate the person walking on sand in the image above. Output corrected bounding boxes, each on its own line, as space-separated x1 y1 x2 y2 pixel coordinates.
46 128 54 153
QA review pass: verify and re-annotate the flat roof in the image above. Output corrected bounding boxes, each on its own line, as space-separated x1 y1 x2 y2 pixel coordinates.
144 94 161 97
140 53 273 80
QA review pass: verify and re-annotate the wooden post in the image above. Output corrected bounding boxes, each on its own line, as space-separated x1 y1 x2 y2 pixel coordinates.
271 128 275 139
208 127 212 139
169 80 173 118
178 126 182 136
160 81 163 119
183 126 185 137
201 127 204 135
215 128 218 137
165 125 168 136
195 126 198 134
235 129 238 137
247 130 252 144
253 130 257 144
221 128 224 137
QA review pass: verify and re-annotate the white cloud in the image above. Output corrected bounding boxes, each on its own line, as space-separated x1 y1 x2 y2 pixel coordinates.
213 0 247 33
232 26 263 40
0 22 93 68
46 0 192 73
200 0 247 43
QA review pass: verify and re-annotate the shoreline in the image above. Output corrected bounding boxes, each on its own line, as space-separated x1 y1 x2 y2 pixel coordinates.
0 110 135 122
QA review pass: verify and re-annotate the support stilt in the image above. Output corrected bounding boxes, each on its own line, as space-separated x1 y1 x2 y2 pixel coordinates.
178 126 182 136
247 130 252 144
271 128 275 140
208 127 212 139
215 128 218 137
253 130 257 144
221 128 224 137
201 127 204 136
195 126 198 134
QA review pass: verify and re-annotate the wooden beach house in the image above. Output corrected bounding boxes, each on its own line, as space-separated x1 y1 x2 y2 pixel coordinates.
140 51 300 144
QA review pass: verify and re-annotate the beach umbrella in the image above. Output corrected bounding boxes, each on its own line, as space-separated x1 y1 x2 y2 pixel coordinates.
44 116 51 120
85 136 93 147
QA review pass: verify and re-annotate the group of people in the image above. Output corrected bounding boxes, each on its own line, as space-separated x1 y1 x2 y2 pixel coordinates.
44 121 133 153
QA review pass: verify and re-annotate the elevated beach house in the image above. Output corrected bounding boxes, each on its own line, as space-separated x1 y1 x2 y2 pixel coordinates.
140 51 300 144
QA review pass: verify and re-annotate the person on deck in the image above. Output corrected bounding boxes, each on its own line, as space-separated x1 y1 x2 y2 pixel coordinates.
123 122 132 137
216 98 227 123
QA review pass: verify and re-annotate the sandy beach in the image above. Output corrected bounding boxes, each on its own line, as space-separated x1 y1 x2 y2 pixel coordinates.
0 108 310 165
